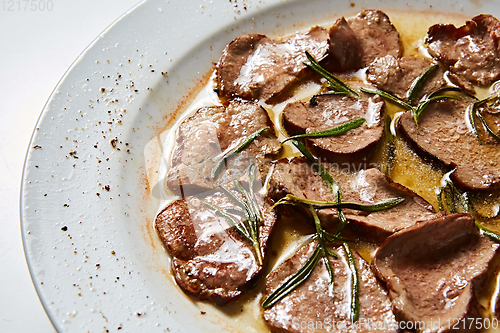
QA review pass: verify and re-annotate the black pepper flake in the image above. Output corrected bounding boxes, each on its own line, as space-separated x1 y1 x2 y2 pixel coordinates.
61 226 68 231
104 185 110 191
33 145 42 149
95 263 100 268
200 311 206 315
96 193 100 197
63 204 69 207
100 88 106 93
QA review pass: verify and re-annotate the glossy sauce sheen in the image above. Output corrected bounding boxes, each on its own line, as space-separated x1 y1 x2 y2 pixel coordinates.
151 10 500 333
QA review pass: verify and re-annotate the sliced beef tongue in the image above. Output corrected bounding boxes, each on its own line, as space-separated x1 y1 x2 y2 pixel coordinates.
217 27 329 102
399 99 500 190
373 213 499 333
327 17 364 72
166 99 281 196
281 82 385 163
268 157 437 242
367 55 446 104
155 187 277 305
426 15 500 89
264 241 398 333
327 10 402 73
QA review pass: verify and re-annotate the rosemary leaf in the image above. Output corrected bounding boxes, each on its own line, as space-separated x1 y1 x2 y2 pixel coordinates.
219 185 250 215
248 164 263 222
272 194 405 212
262 244 322 309
304 51 360 98
291 140 338 193
211 126 269 178
335 190 348 237
310 205 336 296
438 175 499 219
413 95 464 124
324 232 353 243
476 222 500 243
429 87 478 100
467 103 482 144
282 118 365 144
234 179 263 265
407 64 438 104
202 202 250 239
343 242 360 322
234 180 257 222
437 187 445 212
385 115 396 177
360 87 413 110
477 110 500 141
326 247 339 258
310 91 349 105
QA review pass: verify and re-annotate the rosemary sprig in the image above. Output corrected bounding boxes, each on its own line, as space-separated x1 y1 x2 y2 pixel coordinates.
407 64 438 104
343 242 360 322
219 185 249 213
304 51 360 98
360 87 413 110
310 91 349 105
281 118 365 145
233 177 263 265
412 95 463 124
202 202 250 240
311 206 337 296
262 244 322 309
477 111 500 141
272 194 405 212
248 164 263 222
361 86 468 125
476 221 500 243
467 102 482 144
291 140 348 237
437 171 499 219
467 91 500 143
211 126 269 178
292 140 338 193
208 166 264 265
385 115 396 177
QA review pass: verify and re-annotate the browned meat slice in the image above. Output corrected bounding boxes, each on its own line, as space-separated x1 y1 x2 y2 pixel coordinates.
426 15 500 87
367 55 446 104
346 10 402 67
166 99 281 196
217 27 329 102
268 157 437 242
281 83 385 163
327 10 402 72
155 188 276 305
328 17 364 72
264 241 398 333
373 213 499 333
399 99 500 190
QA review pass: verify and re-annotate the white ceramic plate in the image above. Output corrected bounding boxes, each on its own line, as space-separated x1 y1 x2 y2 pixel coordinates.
21 0 500 332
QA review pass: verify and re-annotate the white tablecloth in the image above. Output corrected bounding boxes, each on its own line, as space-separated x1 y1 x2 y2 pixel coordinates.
0 1 141 331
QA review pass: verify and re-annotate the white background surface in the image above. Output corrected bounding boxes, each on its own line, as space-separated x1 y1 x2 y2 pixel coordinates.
0 1 141 331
